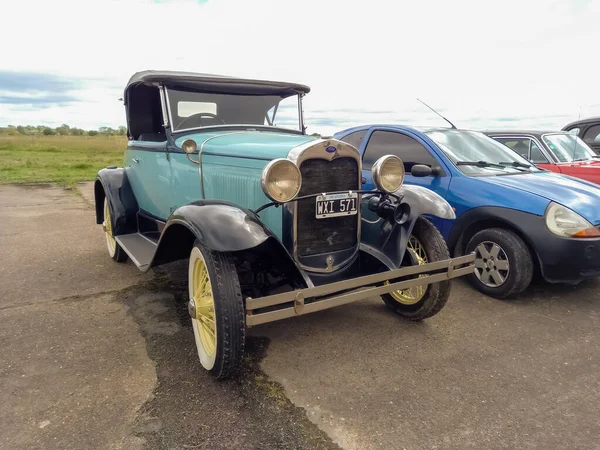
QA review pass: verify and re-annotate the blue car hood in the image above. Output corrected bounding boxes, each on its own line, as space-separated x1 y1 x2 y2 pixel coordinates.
481 171 600 225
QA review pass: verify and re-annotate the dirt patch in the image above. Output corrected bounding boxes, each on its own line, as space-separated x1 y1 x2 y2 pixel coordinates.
119 263 339 450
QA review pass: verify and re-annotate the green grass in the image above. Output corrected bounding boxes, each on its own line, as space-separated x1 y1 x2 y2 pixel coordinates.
0 135 127 186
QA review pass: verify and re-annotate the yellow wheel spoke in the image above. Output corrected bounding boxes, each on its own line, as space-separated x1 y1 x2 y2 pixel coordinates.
388 235 429 305
191 253 217 358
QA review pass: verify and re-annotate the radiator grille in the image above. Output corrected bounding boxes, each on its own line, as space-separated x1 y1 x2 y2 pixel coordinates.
296 157 359 257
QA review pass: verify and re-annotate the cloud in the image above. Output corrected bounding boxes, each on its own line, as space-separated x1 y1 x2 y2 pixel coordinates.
0 71 83 93
0 0 599 133
0 71 119 112
0 94 80 107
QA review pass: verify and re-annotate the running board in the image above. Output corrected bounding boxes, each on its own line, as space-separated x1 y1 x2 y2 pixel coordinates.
115 233 157 270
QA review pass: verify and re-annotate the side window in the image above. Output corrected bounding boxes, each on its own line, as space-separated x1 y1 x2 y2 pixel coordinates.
529 140 548 163
493 138 529 159
363 131 439 171
339 130 367 151
567 127 580 136
583 125 600 143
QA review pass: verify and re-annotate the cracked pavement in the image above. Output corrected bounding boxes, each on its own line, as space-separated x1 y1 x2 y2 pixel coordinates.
1 183 600 450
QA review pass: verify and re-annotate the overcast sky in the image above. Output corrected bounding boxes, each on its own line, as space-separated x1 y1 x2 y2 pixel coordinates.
1 0 599 135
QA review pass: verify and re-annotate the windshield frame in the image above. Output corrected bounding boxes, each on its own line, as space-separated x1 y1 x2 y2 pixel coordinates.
541 132 597 163
164 86 306 135
424 129 541 177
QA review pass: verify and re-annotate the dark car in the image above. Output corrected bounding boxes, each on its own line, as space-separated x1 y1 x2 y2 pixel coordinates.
484 130 600 185
562 117 600 154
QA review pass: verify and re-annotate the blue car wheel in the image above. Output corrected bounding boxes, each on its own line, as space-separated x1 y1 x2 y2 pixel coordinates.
466 228 534 299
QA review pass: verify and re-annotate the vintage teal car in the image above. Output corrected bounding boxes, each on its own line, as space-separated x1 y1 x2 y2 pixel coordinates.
95 70 475 379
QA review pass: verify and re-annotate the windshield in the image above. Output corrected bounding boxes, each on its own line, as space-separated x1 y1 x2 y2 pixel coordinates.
167 88 302 132
542 133 596 162
425 129 539 176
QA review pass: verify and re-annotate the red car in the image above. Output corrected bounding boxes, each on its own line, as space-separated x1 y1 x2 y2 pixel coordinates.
485 130 600 185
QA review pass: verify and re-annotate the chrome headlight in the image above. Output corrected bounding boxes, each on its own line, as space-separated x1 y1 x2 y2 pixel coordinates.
545 202 600 238
371 155 405 193
261 158 302 202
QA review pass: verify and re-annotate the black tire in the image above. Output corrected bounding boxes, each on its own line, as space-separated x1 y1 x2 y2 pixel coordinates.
188 241 245 379
382 217 451 321
112 244 128 263
103 198 127 262
465 228 533 299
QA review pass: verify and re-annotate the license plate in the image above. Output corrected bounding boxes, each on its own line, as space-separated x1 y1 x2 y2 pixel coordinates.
315 192 358 219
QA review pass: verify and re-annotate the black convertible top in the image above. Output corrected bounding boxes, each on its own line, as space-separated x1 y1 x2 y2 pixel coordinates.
125 70 311 98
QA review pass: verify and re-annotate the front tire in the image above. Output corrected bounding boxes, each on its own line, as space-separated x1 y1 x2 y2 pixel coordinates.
465 228 533 299
188 242 245 379
382 217 451 320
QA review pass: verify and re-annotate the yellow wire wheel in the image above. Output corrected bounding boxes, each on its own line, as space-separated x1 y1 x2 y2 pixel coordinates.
382 217 451 320
187 243 245 378
104 198 117 257
385 235 429 305
189 247 218 369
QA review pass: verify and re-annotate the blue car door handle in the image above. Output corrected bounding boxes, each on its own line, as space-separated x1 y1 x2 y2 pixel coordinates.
132 157 140 164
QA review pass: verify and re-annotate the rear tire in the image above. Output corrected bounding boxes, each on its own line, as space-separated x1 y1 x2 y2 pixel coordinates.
103 198 127 262
382 217 451 321
465 228 533 299
188 241 245 379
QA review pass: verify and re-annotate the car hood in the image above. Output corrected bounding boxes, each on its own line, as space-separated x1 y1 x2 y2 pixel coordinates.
174 130 317 160
481 171 600 224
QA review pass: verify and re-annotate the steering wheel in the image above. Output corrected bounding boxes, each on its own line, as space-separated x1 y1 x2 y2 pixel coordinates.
178 112 226 130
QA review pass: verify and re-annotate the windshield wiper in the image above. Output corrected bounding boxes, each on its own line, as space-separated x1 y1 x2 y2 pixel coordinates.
499 161 532 168
456 160 506 169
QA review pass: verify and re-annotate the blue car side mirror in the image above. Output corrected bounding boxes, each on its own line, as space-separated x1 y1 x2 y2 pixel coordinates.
411 164 433 177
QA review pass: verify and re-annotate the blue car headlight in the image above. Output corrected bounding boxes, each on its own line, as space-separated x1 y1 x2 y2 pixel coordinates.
544 202 600 238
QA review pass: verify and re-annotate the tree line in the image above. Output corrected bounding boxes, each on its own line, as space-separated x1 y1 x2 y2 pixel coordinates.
0 124 127 137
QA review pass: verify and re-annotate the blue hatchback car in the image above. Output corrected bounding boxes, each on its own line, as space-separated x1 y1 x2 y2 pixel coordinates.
334 125 600 298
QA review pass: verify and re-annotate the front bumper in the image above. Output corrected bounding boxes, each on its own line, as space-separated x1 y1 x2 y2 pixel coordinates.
245 253 475 326
537 234 600 283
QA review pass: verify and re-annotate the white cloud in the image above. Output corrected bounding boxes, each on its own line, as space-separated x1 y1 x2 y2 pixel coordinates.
1 0 599 134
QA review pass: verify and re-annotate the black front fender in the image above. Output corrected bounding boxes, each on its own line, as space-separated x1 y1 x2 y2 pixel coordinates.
94 167 138 236
162 200 275 253
359 186 454 269
396 185 455 220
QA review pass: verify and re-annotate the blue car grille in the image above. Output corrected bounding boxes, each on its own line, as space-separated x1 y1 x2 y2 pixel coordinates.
296 157 359 257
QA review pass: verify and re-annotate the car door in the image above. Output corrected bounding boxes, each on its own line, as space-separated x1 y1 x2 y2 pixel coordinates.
125 140 173 220
359 127 451 230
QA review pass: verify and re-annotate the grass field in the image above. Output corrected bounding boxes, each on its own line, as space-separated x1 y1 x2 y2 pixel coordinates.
0 135 126 186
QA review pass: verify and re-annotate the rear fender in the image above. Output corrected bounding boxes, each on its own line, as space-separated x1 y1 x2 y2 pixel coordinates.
94 167 138 236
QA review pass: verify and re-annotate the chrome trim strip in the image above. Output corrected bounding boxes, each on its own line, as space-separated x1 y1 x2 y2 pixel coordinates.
164 86 174 131
158 85 169 129
287 138 363 273
245 253 476 326
174 124 304 135
298 94 305 133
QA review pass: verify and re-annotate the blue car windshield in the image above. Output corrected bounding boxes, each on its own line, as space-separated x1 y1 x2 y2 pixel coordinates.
425 129 540 176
